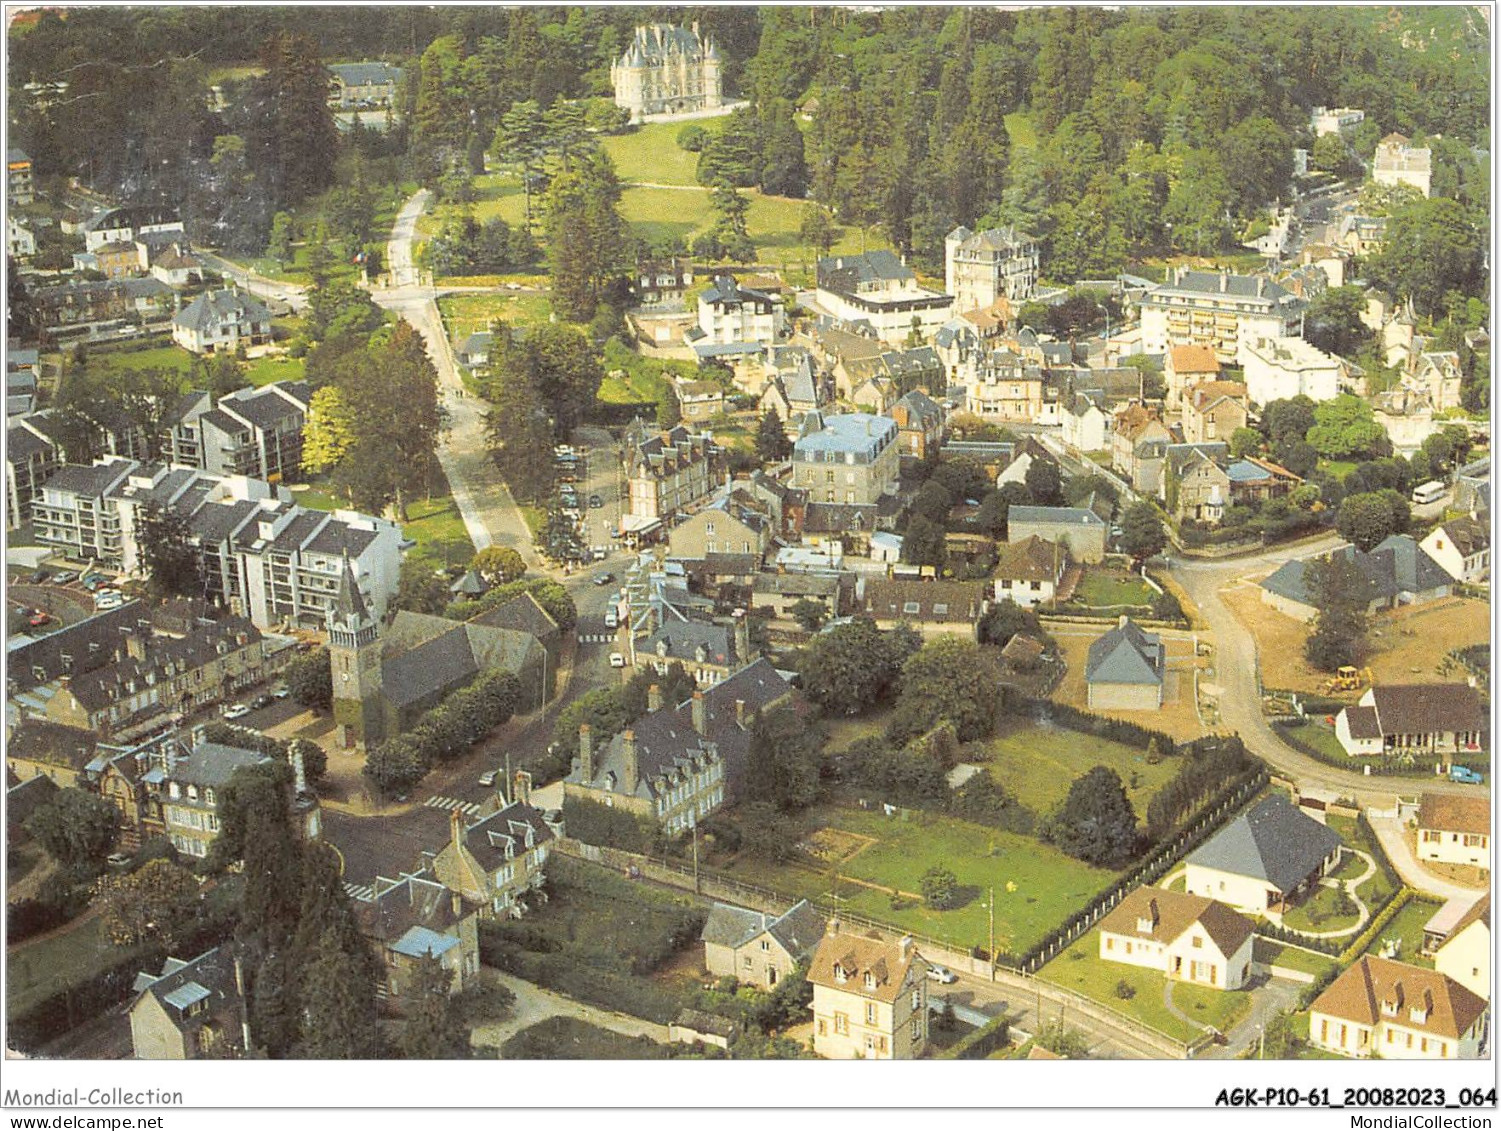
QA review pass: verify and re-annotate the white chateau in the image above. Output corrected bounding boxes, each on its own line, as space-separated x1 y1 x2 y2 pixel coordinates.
945 225 1039 313
611 24 723 122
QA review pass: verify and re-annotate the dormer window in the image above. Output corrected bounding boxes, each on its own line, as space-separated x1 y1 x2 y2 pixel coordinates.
187 785 198 801
169 782 181 800
864 972 876 991
833 964 847 984
205 788 215 806
1410 1005 1429 1024
1380 997 1400 1018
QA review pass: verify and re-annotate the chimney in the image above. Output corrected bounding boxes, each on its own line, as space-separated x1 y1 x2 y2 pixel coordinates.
735 699 746 728
449 806 462 851
1119 614 1129 629
622 729 639 790
513 769 532 807
735 611 752 663
451 891 462 917
289 743 307 796
692 690 706 735
648 683 663 712
1219 273 1228 293
579 724 594 781
899 935 914 961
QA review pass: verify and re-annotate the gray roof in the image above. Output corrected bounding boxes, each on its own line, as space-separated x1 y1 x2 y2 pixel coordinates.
173 288 272 333
41 458 136 499
641 621 733 667
793 412 896 457
1008 505 1106 528
701 275 774 307
7 421 55 463
83 205 181 234
328 61 405 86
1260 537 1451 607
1188 794 1344 894
132 946 240 1028
457 799 555 872
700 898 824 958
817 250 914 292
1085 619 1163 687
382 626 479 709
219 384 309 430
167 741 269 791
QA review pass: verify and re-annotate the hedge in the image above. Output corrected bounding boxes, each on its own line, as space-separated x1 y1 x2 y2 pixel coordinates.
1023 699 1178 754
1273 722 1485 779
5 886 91 945
1339 887 1414 965
1255 919 1339 956
938 1014 1011 1060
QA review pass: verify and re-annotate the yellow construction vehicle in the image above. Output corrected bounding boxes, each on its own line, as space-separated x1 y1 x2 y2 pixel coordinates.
1322 666 1375 694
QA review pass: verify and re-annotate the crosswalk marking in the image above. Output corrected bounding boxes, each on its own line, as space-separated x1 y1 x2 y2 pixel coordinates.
577 632 615 644
424 795 481 818
343 882 374 902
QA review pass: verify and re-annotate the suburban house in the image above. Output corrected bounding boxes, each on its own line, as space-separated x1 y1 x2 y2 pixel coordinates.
1416 793 1490 871
353 870 481 999
701 899 825 988
1433 895 1489 1000
857 578 987 632
156 740 270 859
1259 537 1454 621
1181 382 1250 446
751 571 844 623
1097 887 1256 991
1139 269 1306 367
611 22 723 121
1421 517 1490 584
636 621 736 687
1333 684 1488 758
1085 617 1165 710
1112 406 1173 494
456 331 493 370
565 658 794 832
1308 956 1487 1059
1164 345 1222 412
1007 504 1107 564
624 422 725 522
814 250 954 346
694 275 784 347
667 488 773 562
129 946 247 1060
1242 336 1341 405
631 257 694 306
944 225 1038 313
675 379 725 423
759 361 823 437
808 928 928 1060
1060 393 1110 454
992 535 1066 609
1411 351 1464 413
1224 456 1302 507
791 412 899 507
83 206 183 253
327 61 404 107
7 146 34 206
427 798 557 920
1184 794 1344 918
171 288 273 355
1373 133 1433 197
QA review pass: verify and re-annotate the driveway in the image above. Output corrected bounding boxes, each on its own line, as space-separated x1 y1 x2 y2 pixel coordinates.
1368 815 1489 903
1197 976 1302 1061
468 968 668 1054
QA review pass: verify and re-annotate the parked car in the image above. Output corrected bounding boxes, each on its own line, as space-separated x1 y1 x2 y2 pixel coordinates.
28 612 51 628
594 572 614 586
94 589 123 609
479 770 499 787
250 693 274 710
927 965 958 984
221 703 251 720
272 685 290 700
51 570 79 585
592 546 607 561
28 569 49 584
603 609 619 629
82 573 108 591
1450 765 1485 785
588 494 603 508
609 652 626 668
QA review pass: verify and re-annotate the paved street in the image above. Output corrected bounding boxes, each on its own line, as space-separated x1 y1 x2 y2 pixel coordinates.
196 249 309 313
1368 816 1489 904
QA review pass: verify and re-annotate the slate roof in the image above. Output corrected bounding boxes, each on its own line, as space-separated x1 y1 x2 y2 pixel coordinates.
1188 794 1345 894
42 458 136 498
64 615 262 715
168 742 270 791
7 421 54 463
1085 618 1163 687
641 620 733 667
131 946 241 1031
792 412 896 457
1366 685 1487 742
466 593 559 648
752 572 842 598
8 602 144 693
6 773 59 830
1098 886 1255 956
699 899 824 957
993 535 1063 583
1260 538 1452 608
817 250 915 294
173 288 272 333
1311 956 1486 1042
83 206 181 235
7 720 99 771
674 1009 738 1039
701 275 774 307
455 799 555 872
354 871 465 946
218 384 308 430
1432 516 1489 559
859 578 985 623
1008 504 1106 529
894 389 943 427
381 626 479 710
1418 792 1489 837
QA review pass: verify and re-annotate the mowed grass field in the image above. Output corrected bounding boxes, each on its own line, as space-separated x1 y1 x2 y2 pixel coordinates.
720 804 1119 956
438 291 557 341
982 719 1179 820
1359 896 1443 968
6 914 113 1017
84 342 306 388
600 120 722 185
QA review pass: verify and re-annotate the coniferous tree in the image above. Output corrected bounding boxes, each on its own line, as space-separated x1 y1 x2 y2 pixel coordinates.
398 955 470 1059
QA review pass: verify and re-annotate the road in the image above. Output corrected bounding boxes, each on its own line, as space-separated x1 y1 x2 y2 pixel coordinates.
370 189 539 569
196 249 309 313
932 968 1152 1059
1168 537 1487 807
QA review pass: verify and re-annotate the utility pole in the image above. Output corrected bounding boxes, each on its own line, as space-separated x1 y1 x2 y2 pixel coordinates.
987 886 996 983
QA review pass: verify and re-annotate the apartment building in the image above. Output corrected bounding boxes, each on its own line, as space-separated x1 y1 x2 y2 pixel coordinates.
624 423 725 521
1139 269 1306 366
791 412 899 507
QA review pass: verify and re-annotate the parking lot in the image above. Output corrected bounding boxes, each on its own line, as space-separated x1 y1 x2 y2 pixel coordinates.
7 566 130 636
540 430 626 572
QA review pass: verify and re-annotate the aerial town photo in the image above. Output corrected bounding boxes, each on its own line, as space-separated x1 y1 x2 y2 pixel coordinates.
0 1 1493 1086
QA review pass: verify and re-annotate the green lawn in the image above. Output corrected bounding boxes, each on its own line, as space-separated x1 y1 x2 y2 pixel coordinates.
720 804 1118 956
600 337 694 403
501 1016 671 1060
1040 929 1252 1043
402 477 476 572
438 291 558 342
1072 571 1154 611
1284 720 1355 764
1289 1013 1349 1059
88 344 194 377
1328 815 1398 909
1359 896 1442 968
1004 111 1038 150
6 914 114 1017
983 719 1178 820
244 353 307 387
1319 459 1359 481
1253 938 1340 978
601 120 725 186
1281 880 1362 935
287 477 344 513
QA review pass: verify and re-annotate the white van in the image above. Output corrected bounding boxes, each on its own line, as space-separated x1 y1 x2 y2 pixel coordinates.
1411 480 1446 505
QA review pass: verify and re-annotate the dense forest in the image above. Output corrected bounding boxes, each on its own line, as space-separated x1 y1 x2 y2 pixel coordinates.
9 5 1490 281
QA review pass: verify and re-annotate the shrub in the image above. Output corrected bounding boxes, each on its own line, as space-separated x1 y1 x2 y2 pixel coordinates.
937 1014 1011 1060
1113 979 1137 1001
6 885 90 944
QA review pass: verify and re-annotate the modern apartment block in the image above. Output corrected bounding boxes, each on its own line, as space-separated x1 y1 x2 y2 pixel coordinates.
1139 268 1307 366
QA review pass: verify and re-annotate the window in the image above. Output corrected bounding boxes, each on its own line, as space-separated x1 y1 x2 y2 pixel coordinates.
1106 937 1114 951
932 603 949 616
817 1019 826 1036
910 1019 920 1041
833 1012 849 1035
902 601 920 615
865 1003 876 1025
1191 936 1202 948
743 956 753 968
1421 1038 1428 1053
705 523 715 536
1463 834 1486 847
1422 830 1442 843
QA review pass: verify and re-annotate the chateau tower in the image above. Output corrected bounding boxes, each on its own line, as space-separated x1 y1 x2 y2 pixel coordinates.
327 552 384 747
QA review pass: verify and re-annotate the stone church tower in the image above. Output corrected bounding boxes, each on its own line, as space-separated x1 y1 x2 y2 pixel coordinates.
327 553 384 748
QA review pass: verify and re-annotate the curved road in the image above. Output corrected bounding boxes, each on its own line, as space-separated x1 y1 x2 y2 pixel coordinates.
1168 538 1487 808
370 190 540 569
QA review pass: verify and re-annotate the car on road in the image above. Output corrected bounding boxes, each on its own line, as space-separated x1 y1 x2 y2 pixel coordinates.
592 546 607 561
609 651 626 668
479 770 499 787
221 703 251 720
927 965 958 984
588 494 603 508
250 693 274 710
1450 766 1485 785
604 609 619 629
593 572 614 586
